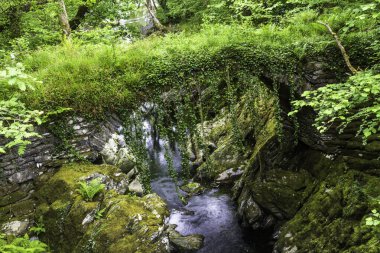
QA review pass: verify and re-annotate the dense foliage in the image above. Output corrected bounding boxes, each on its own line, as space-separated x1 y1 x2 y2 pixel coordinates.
0 234 48 253
0 0 378 185
0 63 44 155
291 71 380 142
0 0 379 250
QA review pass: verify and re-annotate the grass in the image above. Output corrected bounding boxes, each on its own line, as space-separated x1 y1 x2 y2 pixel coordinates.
21 4 379 118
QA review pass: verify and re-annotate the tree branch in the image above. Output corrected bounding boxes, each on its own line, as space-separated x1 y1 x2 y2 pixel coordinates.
317 21 358 75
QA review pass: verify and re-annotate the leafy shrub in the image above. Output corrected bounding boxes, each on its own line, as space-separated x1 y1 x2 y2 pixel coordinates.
290 71 380 142
77 178 106 201
0 234 49 253
0 63 44 155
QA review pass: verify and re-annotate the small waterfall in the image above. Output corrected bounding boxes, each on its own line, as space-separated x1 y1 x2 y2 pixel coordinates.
140 104 257 253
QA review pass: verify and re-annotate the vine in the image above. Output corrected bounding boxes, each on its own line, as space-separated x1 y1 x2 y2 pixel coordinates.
289 71 300 147
273 79 284 145
174 78 193 181
123 110 152 193
226 66 244 153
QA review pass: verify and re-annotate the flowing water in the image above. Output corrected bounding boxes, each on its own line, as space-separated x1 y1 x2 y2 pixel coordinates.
144 120 257 253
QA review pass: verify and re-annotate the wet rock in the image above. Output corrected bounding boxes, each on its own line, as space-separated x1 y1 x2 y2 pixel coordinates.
168 225 204 253
100 134 136 173
115 147 136 172
128 176 144 195
81 208 97 226
1 220 29 236
126 167 138 179
216 168 243 185
238 189 264 230
100 133 136 173
180 182 204 196
283 246 298 253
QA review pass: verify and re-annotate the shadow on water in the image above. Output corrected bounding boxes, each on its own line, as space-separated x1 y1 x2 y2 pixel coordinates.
144 119 268 253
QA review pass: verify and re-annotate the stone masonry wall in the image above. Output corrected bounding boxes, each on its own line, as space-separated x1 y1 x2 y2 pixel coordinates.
0 114 126 223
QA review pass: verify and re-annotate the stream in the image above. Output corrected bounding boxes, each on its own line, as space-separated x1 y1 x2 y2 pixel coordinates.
144 120 257 253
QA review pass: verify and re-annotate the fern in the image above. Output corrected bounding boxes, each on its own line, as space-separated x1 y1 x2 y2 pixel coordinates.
95 208 107 220
29 217 46 236
0 234 49 253
77 178 106 201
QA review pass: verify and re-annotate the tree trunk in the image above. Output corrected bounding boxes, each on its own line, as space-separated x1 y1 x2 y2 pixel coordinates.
58 0 71 41
146 0 166 31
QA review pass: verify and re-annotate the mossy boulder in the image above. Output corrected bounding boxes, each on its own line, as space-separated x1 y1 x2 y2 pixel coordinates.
180 182 204 196
35 163 169 253
275 170 380 253
237 168 314 231
35 163 129 203
167 225 204 253
74 192 168 253
248 169 314 219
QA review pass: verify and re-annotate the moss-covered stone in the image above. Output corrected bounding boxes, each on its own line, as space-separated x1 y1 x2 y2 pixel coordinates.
0 198 35 223
34 163 169 253
196 82 278 179
74 192 168 253
248 169 314 219
0 190 28 207
365 140 380 152
167 225 204 253
275 170 380 253
180 182 204 196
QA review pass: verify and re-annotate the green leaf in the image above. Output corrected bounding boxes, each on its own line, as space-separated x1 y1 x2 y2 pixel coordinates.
18 82 26 91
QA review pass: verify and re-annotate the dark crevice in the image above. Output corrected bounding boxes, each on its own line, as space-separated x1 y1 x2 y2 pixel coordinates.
69 5 89 30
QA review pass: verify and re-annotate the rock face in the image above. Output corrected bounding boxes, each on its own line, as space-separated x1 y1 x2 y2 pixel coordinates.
275 169 380 252
34 163 169 253
0 114 138 224
191 60 380 252
216 168 244 185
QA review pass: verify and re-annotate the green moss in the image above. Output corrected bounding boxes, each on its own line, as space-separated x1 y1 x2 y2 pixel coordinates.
248 169 314 219
277 170 380 252
34 163 168 253
9 199 35 217
365 141 380 152
180 182 204 195
0 190 28 207
0 199 35 223
75 192 168 253
36 163 120 203
197 83 278 179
